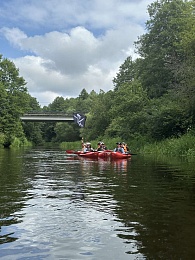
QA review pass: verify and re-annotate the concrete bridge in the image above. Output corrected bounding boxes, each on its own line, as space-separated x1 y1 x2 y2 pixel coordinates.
20 112 74 122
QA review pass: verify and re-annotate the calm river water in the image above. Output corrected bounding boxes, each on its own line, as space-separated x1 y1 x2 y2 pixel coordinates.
0 148 195 259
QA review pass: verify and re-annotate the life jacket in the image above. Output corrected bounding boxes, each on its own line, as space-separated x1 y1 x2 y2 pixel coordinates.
123 145 127 152
97 147 104 151
114 147 124 153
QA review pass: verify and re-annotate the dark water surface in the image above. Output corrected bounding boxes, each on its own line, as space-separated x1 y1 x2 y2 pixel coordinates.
0 148 195 259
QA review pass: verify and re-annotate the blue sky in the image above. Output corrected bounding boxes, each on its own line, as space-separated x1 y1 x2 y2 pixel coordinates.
0 0 153 106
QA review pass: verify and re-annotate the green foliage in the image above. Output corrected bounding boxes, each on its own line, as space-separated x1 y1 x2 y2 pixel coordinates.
47 96 68 112
140 132 195 157
75 89 97 114
21 96 44 145
82 90 114 140
0 56 29 147
78 88 89 100
135 0 190 98
0 54 44 147
23 122 44 145
60 140 83 150
11 137 32 148
54 122 80 142
105 80 149 139
146 93 190 140
0 55 27 93
113 56 136 91
0 133 5 148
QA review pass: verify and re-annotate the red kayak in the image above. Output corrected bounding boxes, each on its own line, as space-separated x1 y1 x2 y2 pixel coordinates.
111 152 131 159
98 150 112 159
78 151 99 159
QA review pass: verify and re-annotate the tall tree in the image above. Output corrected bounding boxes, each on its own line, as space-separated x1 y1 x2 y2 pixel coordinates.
83 90 113 140
135 0 190 98
0 55 30 146
175 1 195 128
113 56 136 91
22 96 44 145
105 80 149 139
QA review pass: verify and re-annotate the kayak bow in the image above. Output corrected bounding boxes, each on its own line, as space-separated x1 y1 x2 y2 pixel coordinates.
78 151 99 159
111 152 131 159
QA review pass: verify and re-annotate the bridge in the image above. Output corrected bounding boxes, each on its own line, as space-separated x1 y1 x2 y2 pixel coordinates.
20 112 74 122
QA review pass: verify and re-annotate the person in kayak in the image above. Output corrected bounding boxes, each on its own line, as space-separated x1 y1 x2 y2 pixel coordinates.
97 141 107 151
122 142 130 153
97 142 103 151
83 142 94 152
100 142 107 150
113 142 125 153
81 137 86 151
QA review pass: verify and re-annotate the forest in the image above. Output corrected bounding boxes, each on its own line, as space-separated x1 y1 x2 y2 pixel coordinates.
0 0 194 156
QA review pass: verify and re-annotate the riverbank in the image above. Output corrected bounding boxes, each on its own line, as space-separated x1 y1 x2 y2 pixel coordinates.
60 132 195 159
139 133 195 157
0 136 32 148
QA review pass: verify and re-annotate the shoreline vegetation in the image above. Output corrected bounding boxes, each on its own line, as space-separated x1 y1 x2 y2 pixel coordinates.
1 132 194 160
60 132 195 159
0 136 32 149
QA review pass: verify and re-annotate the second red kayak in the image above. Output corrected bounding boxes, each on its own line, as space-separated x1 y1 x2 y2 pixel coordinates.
111 152 131 159
78 151 99 159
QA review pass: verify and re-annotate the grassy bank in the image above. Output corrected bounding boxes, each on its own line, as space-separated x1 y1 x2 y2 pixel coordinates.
60 133 195 158
139 133 195 157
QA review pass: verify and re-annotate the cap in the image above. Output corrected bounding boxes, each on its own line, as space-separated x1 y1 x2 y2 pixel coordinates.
116 142 122 145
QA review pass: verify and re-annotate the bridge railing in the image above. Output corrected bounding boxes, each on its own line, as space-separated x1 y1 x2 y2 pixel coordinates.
20 111 86 124
23 111 74 116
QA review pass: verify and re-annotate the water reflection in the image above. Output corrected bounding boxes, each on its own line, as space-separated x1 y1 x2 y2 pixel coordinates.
0 148 195 259
0 148 32 245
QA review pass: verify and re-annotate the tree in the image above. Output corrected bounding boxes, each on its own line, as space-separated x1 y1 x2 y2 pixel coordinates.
146 94 190 140
22 96 44 145
54 122 80 142
175 1 195 129
47 96 67 112
113 56 136 91
82 90 114 140
135 0 190 98
78 88 89 100
0 55 30 146
105 80 149 139
75 89 91 114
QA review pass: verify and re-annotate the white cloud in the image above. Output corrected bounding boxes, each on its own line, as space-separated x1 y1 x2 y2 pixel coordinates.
0 0 154 106
0 27 27 48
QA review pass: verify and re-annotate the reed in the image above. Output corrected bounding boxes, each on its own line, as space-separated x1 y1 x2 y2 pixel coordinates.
60 140 83 150
140 133 195 157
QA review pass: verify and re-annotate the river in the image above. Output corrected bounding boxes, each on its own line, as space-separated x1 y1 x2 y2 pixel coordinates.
0 148 195 259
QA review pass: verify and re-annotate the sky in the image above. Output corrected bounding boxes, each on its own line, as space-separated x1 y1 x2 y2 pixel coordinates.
0 0 154 107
